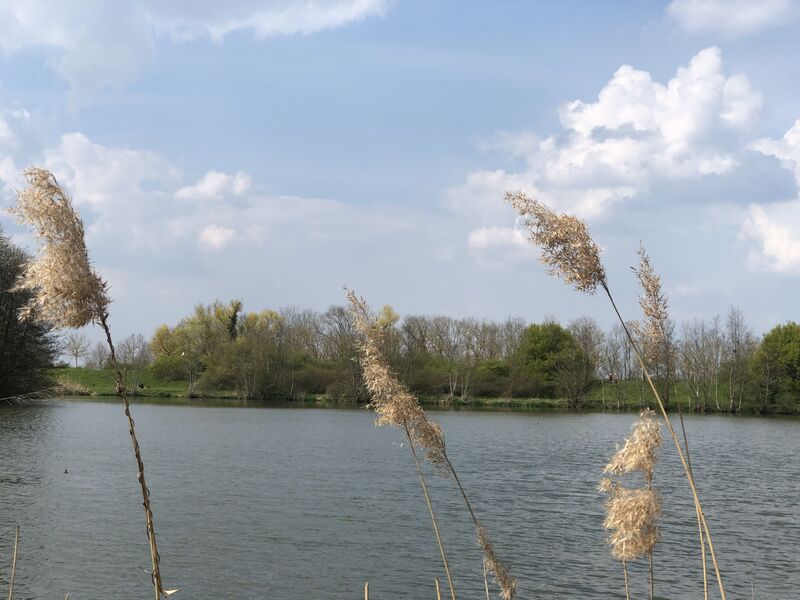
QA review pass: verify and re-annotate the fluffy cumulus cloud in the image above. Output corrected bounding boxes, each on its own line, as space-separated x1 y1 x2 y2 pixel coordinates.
452 47 761 263
667 0 795 36
0 0 390 95
742 120 800 273
175 170 252 200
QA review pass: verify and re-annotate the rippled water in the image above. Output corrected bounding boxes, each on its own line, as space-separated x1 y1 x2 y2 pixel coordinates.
0 400 798 599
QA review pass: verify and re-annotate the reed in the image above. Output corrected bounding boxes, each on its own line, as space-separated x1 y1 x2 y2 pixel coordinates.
600 409 662 599
11 168 170 599
347 290 516 600
7 526 19 600
507 191 727 598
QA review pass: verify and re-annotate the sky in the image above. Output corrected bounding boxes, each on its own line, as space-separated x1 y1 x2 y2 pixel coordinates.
1 0 800 340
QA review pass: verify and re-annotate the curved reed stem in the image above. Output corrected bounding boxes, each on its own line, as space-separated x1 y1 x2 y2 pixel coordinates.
680 411 708 600
603 285 726 600
406 426 456 600
100 314 164 599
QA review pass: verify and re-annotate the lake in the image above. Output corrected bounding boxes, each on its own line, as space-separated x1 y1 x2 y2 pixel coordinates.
0 400 798 599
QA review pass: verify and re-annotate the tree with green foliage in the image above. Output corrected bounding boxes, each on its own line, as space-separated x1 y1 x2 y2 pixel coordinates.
752 322 800 413
521 320 596 407
0 228 58 399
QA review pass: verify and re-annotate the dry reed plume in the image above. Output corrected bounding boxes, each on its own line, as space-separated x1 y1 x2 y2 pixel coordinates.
506 190 726 599
11 168 173 599
600 409 662 599
347 290 516 600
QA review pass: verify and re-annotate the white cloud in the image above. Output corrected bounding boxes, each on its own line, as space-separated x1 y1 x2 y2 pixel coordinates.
44 132 180 208
743 202 800 273
743 119 800 274
467 226 533 266
175 170 252 200
0 1 390 95
451 47 760 264
667 0 794 36
751 119 800 186
198 224 236 250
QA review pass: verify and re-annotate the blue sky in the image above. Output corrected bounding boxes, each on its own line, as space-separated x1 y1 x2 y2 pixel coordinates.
1 0 800 339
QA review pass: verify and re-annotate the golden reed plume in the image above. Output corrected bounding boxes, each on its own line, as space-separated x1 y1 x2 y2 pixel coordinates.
506 190 727 600
11 168 173 599
347 290 516 600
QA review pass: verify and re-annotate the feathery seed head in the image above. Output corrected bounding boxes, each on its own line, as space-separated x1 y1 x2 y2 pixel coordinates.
478 525 517 600
505 191 606 294
632 245 669 348
346 289 446 468
10 167 109 328
601 485 661 562
604 409 662 480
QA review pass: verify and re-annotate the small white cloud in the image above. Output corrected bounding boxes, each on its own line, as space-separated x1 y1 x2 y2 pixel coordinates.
198 224 236 250
742 202 800 273
750 119 800 185
667 0 794 36
466 226 535 266
175 170 252 200
698 155 737 175
467 226 527 252
44 132 180 207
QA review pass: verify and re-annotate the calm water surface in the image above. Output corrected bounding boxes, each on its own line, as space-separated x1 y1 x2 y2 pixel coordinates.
0 400 798 599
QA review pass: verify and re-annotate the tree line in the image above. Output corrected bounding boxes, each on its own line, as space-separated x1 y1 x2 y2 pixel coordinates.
57 298 800 414
2 221 799 413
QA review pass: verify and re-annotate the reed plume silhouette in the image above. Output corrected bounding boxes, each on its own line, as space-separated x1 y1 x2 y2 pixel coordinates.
11 167 173 599
347 289 516 600
506 190 727 599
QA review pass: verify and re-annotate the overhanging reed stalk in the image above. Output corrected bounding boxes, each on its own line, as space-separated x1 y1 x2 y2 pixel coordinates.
347 290 456 600
507 191 726 599
10 168 169 599
348 290 517 600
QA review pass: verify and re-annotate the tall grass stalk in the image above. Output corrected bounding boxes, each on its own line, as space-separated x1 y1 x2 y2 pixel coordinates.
7 526 19 600
347 290 456 600
11 168 166 599
679 411 708 600
348 290 516 600
507 191 726 599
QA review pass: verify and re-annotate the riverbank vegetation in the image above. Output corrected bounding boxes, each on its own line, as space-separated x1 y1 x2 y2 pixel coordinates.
43 299 800 414
0 227 58 401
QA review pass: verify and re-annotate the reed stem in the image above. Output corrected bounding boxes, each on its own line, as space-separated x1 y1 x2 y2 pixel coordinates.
622 560 630 600
405 426 456 600
436 577 442 600
100 314 164 599
7 526 19 600
680 411 708 600
602 285 726 600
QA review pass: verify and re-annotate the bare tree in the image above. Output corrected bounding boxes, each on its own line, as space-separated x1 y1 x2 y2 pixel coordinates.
118 333 153 391
724 307 756 413
64 332 89 367
86 341 110 369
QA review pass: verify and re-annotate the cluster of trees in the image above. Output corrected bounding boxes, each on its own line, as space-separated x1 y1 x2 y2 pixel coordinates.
69 299 795 414
0 228 58 399
3 236 800 414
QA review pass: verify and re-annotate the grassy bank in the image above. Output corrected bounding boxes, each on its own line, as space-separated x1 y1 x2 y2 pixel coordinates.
50 367 799 414
51 367 200 398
